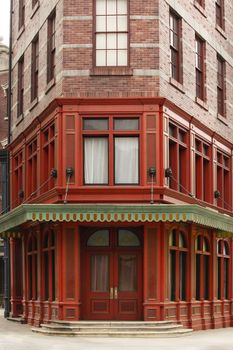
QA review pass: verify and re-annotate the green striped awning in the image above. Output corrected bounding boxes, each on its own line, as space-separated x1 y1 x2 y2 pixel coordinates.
0 204 233 238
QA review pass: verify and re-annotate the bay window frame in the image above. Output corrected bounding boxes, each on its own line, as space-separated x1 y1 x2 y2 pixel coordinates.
194 137 211 203
168 122 188 194
82 115 141 186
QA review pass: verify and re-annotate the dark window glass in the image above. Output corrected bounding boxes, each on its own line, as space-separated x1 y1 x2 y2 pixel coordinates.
47 11 56 83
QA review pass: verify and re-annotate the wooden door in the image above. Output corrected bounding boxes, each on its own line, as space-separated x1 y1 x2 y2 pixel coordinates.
82 228 143 320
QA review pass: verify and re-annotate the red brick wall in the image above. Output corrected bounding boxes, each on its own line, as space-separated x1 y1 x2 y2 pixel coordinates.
10 0 233 142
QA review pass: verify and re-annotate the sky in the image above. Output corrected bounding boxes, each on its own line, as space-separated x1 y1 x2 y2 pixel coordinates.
0 1 10 46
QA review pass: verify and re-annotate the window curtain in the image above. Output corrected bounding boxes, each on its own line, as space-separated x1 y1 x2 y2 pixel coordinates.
84 137 108 184
115 137 138 184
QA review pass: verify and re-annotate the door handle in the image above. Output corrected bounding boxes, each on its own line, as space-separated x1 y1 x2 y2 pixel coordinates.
110 287 114 300
114 287 118 299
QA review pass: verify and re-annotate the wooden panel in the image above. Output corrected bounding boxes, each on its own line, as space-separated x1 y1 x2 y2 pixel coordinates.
119 300 136 313
65 228 75 299
92 300 109 313
66 115 75 130
146 228 157 299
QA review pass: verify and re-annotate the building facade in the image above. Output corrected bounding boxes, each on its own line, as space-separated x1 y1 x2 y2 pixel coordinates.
0 41 9 307
0 0 233 330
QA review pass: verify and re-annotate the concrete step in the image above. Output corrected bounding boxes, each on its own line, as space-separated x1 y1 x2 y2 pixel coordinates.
31 320 193 337
31 327 193 337
39 323 184 332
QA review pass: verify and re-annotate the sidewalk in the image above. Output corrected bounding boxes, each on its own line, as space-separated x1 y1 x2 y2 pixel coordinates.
0 311 233 350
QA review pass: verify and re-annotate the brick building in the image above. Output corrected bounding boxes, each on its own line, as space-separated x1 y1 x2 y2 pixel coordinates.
0 41 9 307
0 0 233 332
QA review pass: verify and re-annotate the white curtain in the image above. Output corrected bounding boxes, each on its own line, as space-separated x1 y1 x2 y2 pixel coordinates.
115 137 138 184
84 138 108 184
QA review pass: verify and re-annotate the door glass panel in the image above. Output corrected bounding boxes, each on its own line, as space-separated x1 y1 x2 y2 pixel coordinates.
119 255 137 291
87 230 110 246
91 255 109 292
118 229 140 246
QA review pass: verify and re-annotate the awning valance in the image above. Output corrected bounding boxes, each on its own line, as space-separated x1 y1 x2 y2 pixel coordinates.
0 204 233 237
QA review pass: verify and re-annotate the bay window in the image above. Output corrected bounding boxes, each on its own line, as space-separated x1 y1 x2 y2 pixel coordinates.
83 117 140 185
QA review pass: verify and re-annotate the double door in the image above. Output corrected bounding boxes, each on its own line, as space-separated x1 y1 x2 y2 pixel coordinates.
82 228 143 320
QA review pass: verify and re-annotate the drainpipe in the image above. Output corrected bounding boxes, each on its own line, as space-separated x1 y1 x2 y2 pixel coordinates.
4 0 13 318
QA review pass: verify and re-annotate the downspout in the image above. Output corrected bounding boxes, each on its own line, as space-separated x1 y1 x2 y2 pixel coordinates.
4 0 13 318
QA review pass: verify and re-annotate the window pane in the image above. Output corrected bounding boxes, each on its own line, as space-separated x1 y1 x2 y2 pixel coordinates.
91 255 109 292
107 0 116 14
118 50 127 66
118 33 127 49
118 230 140 246
118 15 127 31
170 250 176 301
224 258 229 299
96 0 106 15
114 118 139 130
180 252 186 301
107 33 117 49
196 254 200 300
84 137 108 184
83 118 108 130
96 34 106 50
115 137 139 184
119 255 137 291
204 255 209 300
107 15 116 31
107 50 116 66
96 50 106 66
118 0 127 14
96 16 106 31
87 230 110 246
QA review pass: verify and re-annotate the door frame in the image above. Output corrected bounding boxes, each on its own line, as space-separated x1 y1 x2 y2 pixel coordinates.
80 226 143 320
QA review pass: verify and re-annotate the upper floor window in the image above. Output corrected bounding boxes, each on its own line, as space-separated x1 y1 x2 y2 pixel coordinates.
195 35 205 101
31 35 39 102
217 240 229 300
83 117 139 185
216 0 224 29
216 150 230 210
194 138 211 202
13 150 24 207
169 229 188 301
17 55 24 118
26 138 38 199
95 0 128 67
47 10 56 83
169 11 182 83
217 55 225 117
195 234 210 300
41 123 55 192
168 122 188 193
19 0 25 30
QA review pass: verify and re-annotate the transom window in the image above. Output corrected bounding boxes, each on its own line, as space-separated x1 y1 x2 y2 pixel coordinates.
83 116 140 185
95 0 128 67
86 229 141 247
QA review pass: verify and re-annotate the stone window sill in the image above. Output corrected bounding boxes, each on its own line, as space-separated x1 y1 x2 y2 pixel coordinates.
217 113 228 126
195 97 208 111
193 1 206 17
90 67 133 76
29 97 38 111
31 1 40 19
45 78 56 94
169 77 185 94
16 114 24 126
17 25 25 40
215 24 227 39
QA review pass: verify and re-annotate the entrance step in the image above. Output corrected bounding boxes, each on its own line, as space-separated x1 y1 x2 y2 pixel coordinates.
32 321 193 337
